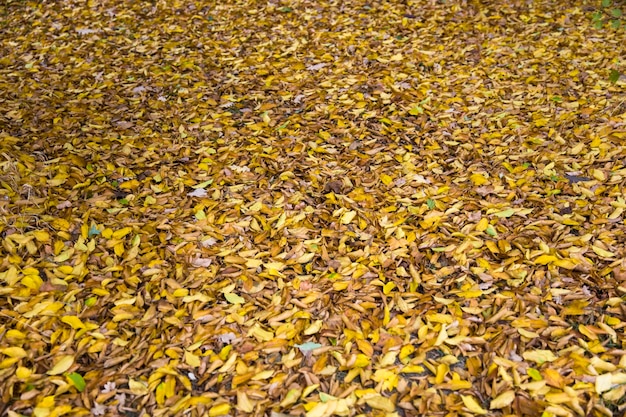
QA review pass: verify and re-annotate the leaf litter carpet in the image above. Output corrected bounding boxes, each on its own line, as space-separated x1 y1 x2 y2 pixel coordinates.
1 0 626 416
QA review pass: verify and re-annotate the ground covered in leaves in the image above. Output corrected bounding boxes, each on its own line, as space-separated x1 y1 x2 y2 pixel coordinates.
1 0 626 416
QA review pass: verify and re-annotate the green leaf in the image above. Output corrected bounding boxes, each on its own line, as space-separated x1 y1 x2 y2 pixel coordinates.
485 225 497 237
67 372 86 392
409 105 423 115
191 179 213 189
426 198 436 209
294 342 322 352
609 69 621 84
611 19 621 29
594 19 604 29
276 120 290 130
592 11 603 21
88 225 100 237
527 368 542 381
319 392 336 402
602 0 612 7
85 297 97 307
550 96 563 102
494 208 515 218
611 7 622 17
278 6 293 13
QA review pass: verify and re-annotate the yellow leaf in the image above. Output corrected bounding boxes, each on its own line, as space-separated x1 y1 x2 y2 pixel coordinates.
296 252 315 264
37 395 55 408
461 395 487 414
354 354 370 368
237 391 255 412
318 130 331 140
476 217 489 232
0 357 19 369
113 242 125 257
16 366 32 379
129 379 149 396
490 390 515 409
1 347 27 358
247 324 274 342
401 364 424 374
592 169 606 181
534 254 557 265
280 388 302 407
184 351 201 368
305 402 332 417
209 403 231 417
47 355 74 375
304 320 323 335
340 210 357 225
364 394 396 412
382 281 396 295
470 173 488 185
61 316 85 330
32 230 50 242
112 227 132 239
592 245 615 258
543 368 565 388
252 370 274 380
1 266 19 286
380 174 393 186
596 372 613 394
372 369 399 391
553 258 578 269
522 350 557 364
517 328 540 338
224 292 245 304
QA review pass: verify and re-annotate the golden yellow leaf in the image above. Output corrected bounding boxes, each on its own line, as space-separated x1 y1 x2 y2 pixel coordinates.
61 316 85 330
470 173 488 185
380 174 393 186
112 227 132 239
15 366 32 380
534 254 557 265
476 217 489 232
208 403 231 417
0 347 27 358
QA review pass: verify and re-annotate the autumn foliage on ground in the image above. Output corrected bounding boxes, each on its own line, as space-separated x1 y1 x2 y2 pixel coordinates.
1 0 626 416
